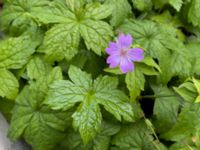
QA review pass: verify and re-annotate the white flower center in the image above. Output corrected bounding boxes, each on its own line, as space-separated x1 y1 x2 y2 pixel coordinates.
120 48 129 57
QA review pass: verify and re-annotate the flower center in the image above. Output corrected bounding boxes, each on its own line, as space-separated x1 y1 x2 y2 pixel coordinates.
120 48 129 57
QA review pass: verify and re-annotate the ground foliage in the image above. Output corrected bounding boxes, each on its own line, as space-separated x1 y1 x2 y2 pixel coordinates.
0 0 200 150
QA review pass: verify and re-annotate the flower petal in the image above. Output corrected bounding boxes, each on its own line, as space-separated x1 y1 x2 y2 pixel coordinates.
117 34 133 48
107 55 120 68
128 48 144 62
106 42 119 55
120 58 134 73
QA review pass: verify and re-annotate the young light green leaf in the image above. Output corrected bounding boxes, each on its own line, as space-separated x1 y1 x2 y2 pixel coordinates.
46 66 134 143
188 0 200 27
192 78 200 103
141 57 161 73
174 81 197 103
168 0 183 11
136 63 159 76
0 69 18 100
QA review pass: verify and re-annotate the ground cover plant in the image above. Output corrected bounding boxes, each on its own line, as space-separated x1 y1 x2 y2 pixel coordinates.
1 0 200 149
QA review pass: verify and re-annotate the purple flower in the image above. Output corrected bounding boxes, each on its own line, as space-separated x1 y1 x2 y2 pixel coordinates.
106 34 144 73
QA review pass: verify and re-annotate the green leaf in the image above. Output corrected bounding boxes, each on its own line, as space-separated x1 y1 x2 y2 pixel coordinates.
8 86 71 150
151 11 185 42
46 80 85 110
0 36 35 69
93 121 120 150
169 47 192 77
192 78 200 103
41 23 80 62
137 63 159 76
105 0 132 27
141 57 161 73
0 0 50 32
132 0 152 11
72 99 102 144
124 57 160 101
0 69 18 99
186 42 200 75
8 66 65 150
39 1 113 60
84 3 112 20
125 68 145 101
0 98 15 120
35 0 76 24
27 55 52 80
169 142 199 150
104 67 122 75
29 67 63 103
94 76 134 122
193 78 200 93
152 85 180 133
68 65 92 89
79 19 113 55
188 0 200 27
58 129 92 150
58 121 120 150
161 103 200 141
151 0 167 9
111 121 162 150
65 0 86 11
46 66 134 143
168 0 183 11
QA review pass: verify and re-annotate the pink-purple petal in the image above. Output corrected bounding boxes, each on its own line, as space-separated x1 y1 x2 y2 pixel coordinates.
119 58 134 73
106 42 119 55
117 34 133 48
128 48 144 62
107 55 120 68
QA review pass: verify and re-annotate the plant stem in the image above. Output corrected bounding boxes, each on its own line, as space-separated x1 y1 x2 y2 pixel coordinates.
139 94 176 100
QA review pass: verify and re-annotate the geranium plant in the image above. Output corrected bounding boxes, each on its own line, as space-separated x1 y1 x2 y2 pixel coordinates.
1 0 200 150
